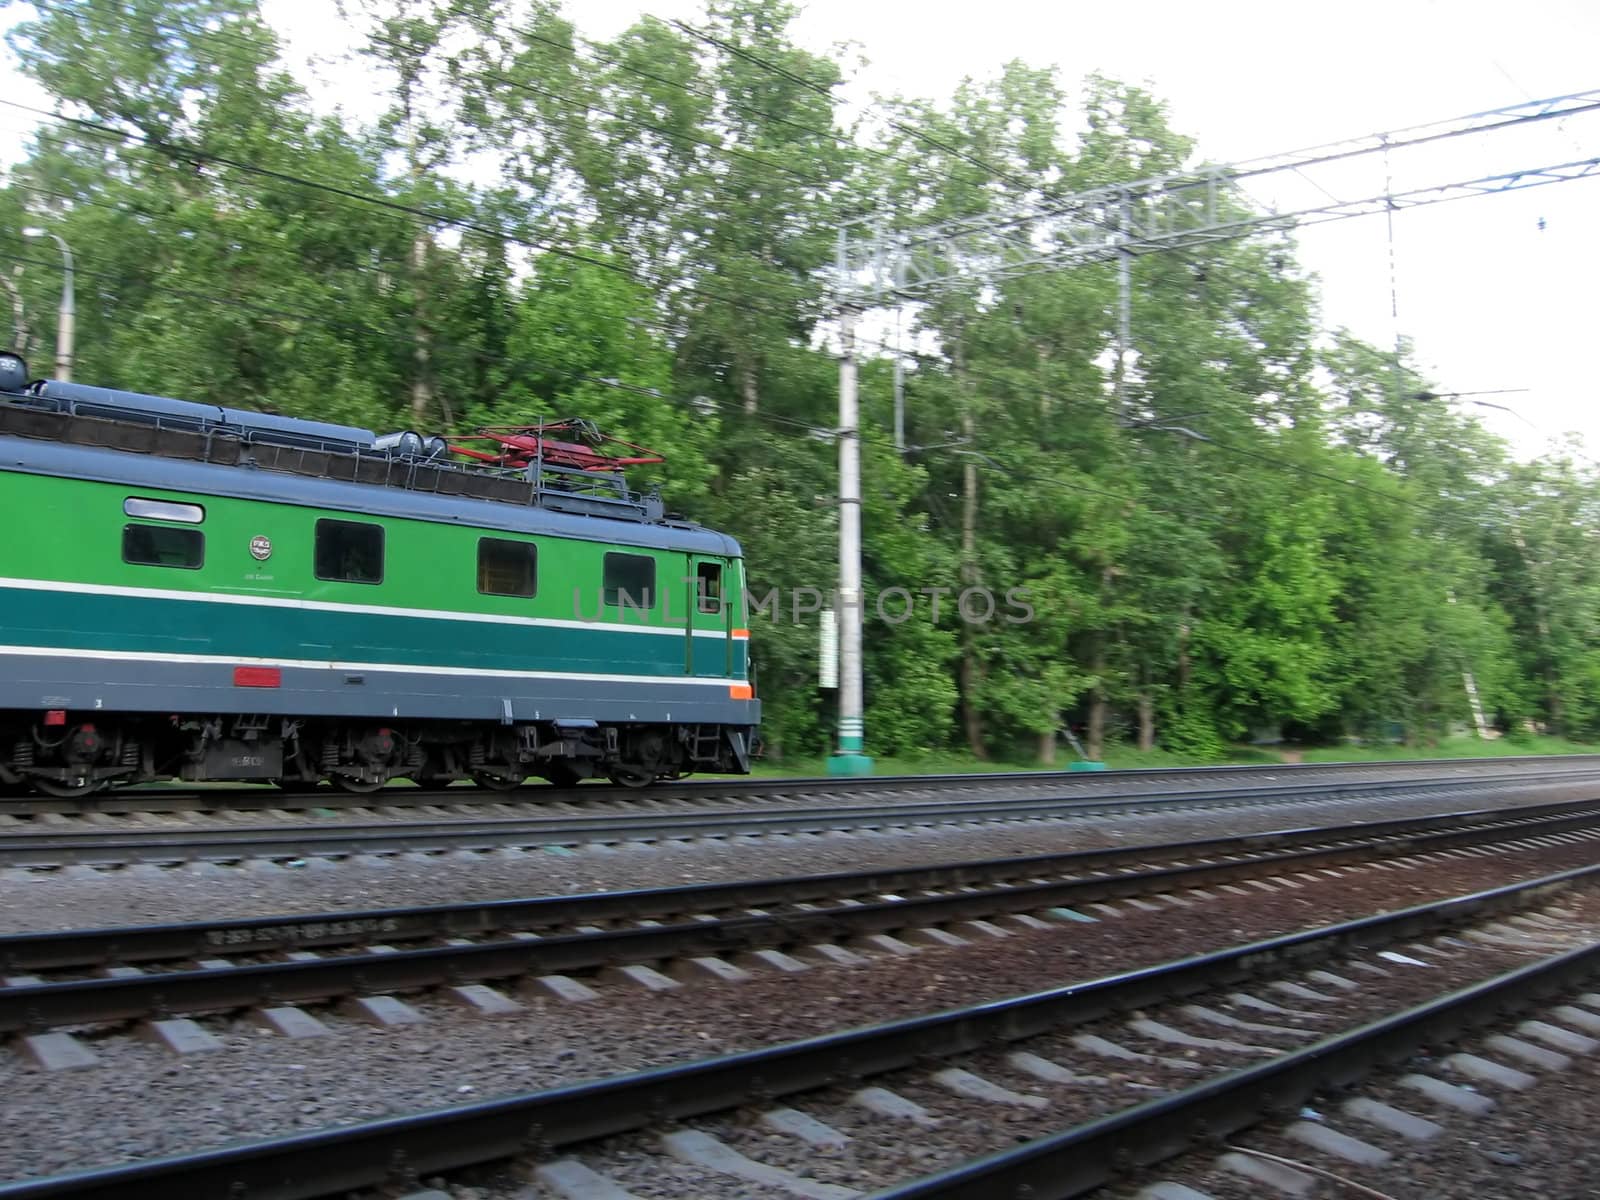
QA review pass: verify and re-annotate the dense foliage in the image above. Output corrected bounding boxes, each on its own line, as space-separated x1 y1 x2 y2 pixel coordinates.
6 0 1596 760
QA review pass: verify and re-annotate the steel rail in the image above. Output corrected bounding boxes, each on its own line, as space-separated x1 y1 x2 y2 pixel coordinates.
3 800 1597 1033
868 933 1600 1197
5 794 1600 972
2 772 1595 868
1 863 1592 1199
13 753 1600 815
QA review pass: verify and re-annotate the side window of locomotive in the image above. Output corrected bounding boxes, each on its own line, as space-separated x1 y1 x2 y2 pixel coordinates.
478 538 538 598
123 524 204 570
696 562 723 614
603 552 655 611
314 519 384 585
124 497 204 523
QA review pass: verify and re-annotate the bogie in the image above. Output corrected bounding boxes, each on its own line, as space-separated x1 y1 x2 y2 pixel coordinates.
0 713 748 799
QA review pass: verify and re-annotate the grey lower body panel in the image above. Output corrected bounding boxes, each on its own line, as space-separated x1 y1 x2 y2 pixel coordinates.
0 653 761 727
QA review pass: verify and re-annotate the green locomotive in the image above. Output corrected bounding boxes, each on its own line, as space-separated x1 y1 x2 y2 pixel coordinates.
0 352 758 796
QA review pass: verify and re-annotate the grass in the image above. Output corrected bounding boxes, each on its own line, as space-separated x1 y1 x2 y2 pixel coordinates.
722 733 1600 780
740 751 1039 779
1294 734 1597 762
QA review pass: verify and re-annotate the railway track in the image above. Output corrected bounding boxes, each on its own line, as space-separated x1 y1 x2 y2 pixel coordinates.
861 899 1600 1200
5 768 1600 869
7 752 1599 817
3 859 1595 1198
4 796 1598 1048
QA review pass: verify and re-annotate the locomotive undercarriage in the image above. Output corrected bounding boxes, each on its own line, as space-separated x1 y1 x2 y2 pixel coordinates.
0 712 752 797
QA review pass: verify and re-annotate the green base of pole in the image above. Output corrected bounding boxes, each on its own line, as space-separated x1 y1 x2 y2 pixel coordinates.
827 752 876 777
1068 760 1107 771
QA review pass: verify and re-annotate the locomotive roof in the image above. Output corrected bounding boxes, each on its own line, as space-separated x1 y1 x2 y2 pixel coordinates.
0 377 741 557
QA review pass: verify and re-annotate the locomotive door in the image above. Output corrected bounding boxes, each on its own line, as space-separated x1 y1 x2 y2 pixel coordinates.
687 556 731 677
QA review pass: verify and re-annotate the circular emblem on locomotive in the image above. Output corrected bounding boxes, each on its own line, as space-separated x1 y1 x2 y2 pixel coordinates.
249 535 272 561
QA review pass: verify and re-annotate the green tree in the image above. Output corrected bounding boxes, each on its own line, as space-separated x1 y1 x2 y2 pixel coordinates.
7 0 414 421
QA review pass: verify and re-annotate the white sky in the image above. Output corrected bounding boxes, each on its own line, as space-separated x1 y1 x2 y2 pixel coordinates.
7 0 1599 458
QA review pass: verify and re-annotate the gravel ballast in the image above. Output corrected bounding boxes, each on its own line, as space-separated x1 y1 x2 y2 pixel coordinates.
2 832 1597 1185
2 782 1592 933
1169 994 1600 1200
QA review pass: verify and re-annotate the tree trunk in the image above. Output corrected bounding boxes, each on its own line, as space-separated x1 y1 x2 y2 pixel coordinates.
1137 691 1154 752
1036 728 1056 766
1082 632 1106 759
1 270 31 358
1507 531 1561 734
960 453 984 758
956 328 985 758
740 358 759 415
409 226 433 426
1087 687 1106 761
1084 563 1118 761
406 101 434 428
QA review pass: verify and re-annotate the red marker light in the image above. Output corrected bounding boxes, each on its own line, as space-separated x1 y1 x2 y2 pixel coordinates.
233 667 282 688
44 710 65 726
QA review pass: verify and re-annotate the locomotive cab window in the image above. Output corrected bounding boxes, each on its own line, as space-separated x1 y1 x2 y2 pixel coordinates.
603 552 655 611
478 538 538 597
696 562 723 614
123 524 203 570
315 519 383 584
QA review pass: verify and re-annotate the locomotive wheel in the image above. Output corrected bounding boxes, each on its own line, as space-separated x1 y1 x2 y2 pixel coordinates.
607 766 655 789
31 775 102 799
330 775 387 795
470 771 524 793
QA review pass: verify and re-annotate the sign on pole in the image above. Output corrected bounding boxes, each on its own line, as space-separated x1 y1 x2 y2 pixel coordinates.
819 607 838 689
